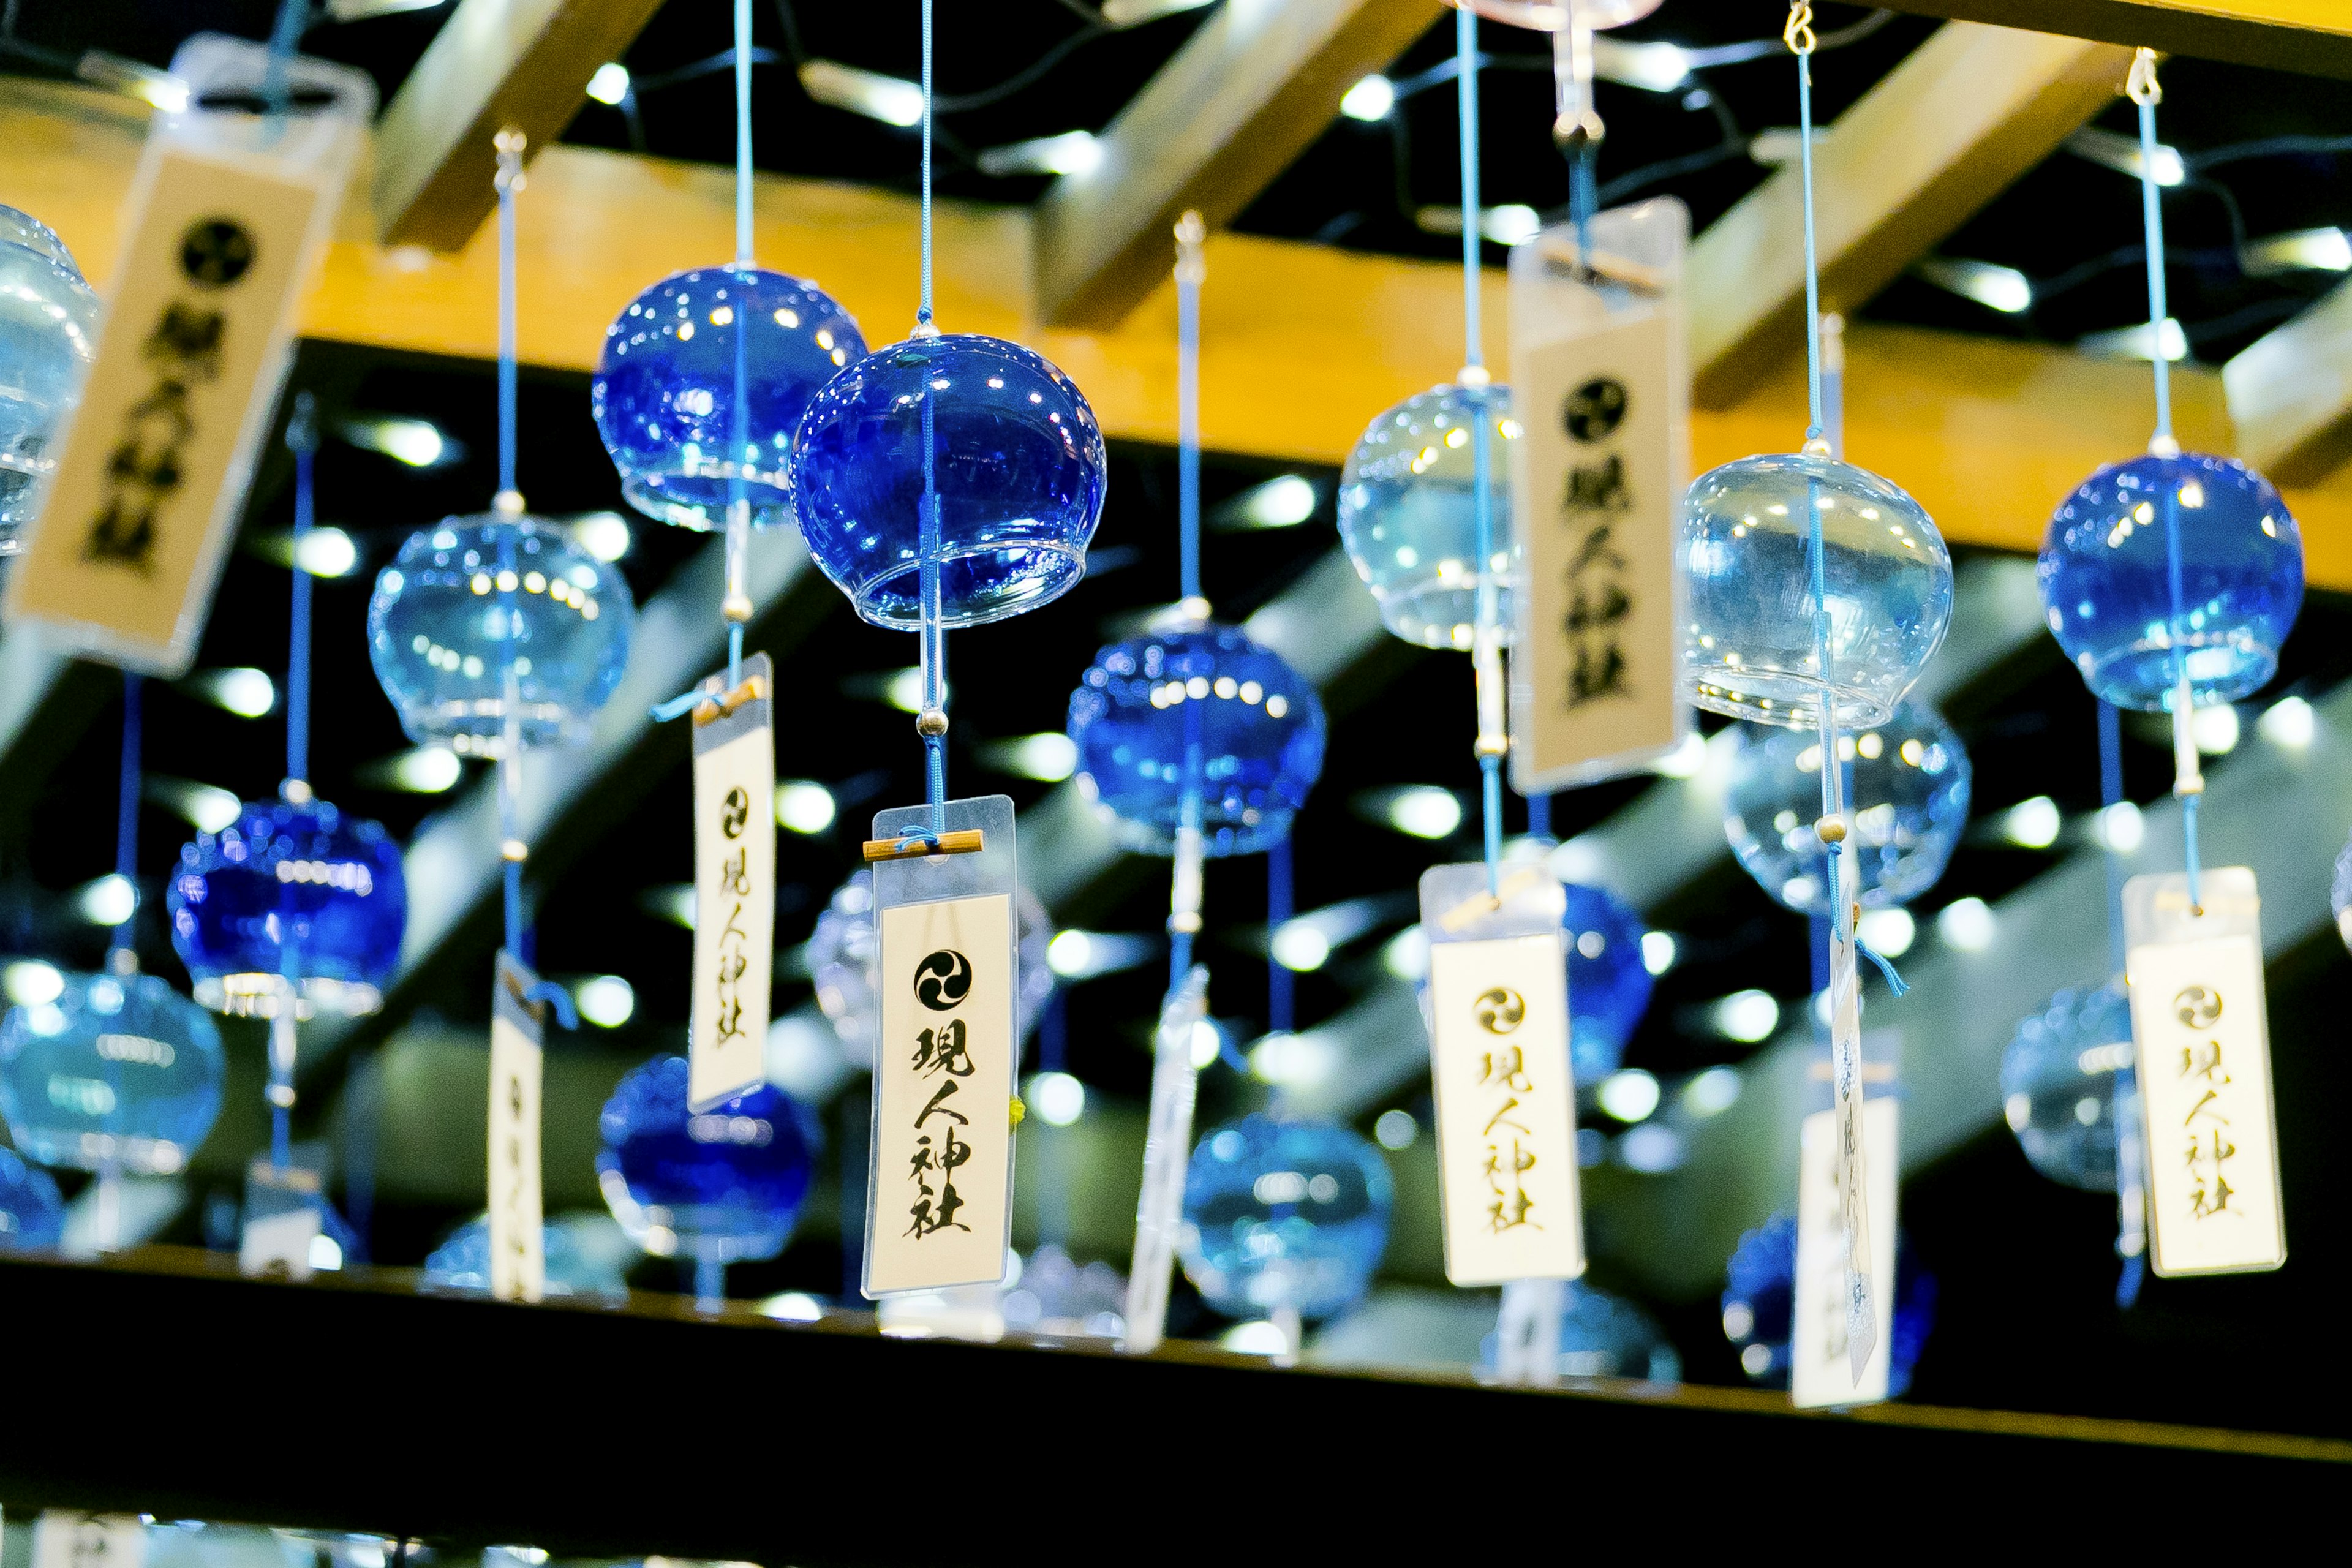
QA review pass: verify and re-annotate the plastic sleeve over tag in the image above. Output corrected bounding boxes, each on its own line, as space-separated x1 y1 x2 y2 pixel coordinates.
489 950 547 1305
1122 965 1210 1355
688 652 775 1110
862 794 1020 1298
1507 197 1692 793
5 34 373 675
1419 849 1583 1287
238 1156 322 1281
1793 1029 1900 1409
2122 867 2285 1276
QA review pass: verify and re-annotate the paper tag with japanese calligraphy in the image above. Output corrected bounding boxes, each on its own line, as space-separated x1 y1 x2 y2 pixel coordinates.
688 652 775 1110
488 951 546 1304
1793 1090 1899 1409
4 35 371 676
1123 964 1209 1355
2124 868 2285 1276
1420 853 1583 1287
1507 198 1691 792
34 1513 146 1568
863 794 1019 1298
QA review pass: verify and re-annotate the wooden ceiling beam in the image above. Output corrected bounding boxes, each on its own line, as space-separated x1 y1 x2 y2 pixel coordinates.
2224 277 2352 488
15 78 2352 586
1877 1 2352 80
372 0 667 250
1030 0 1445 330
1691 22 2135 409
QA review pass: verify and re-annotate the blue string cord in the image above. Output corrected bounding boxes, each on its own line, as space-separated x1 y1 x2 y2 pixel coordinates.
917 0 935 328
1267 835 1294 1035
1171 219 1206 993
1458 5 1502 897
276 399 319 1171
2136 95 2174 447
494 135 527 959
111 674 141 963
2098 699 2127 978
1798 51 1825 447
726 0 755 689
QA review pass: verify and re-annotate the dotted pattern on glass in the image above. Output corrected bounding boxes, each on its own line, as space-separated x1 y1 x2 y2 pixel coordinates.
1337 383 1524 650
1067 622 1327 858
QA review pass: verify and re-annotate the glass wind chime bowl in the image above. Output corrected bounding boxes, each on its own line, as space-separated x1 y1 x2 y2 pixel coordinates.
423 1215 629 1299
1178 1113 1392 1321
790 333 1107 629
1336 382 1521 650
0 204 102 544
0 972 224 1174
368 513 636 754
1722 696 1970 916
1720 1210 1936 1395
1451 1 1663 29
0 1147 62 1251
592 266 866 530
1562 881 1653 1084
1479 1279 1682 1383
167 797 408 1017
1066 622 1327 856
597 1055 814 1265
2001 983 2135 1192
1681 453 1953 729
2037 452 2303 712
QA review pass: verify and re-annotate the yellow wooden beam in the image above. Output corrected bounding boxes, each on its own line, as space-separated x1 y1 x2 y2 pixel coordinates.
2224 276 2352 488
12 78 2352 592
1878 2 2352 80
371 0 667 249
1030 0 1445 329
1691 22 2135 408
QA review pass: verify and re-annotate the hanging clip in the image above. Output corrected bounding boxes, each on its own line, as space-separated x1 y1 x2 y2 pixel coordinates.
2125 47 2161 107
1783 1 1817 56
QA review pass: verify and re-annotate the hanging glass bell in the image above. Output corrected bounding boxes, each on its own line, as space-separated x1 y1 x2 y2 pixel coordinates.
423 1213 630 1300
1681 453 1953 728
1561 881 1653 1084
2038 452 2302 712
808 871 1055 1060
0 971 224 1174
1337 382 1522 650
368 511 636 755
0 1146 62 1252
167 796 407 1017
593 266 866 530
597 1054 814 1265
1723 695 1969 916
1478 1278 1682 1383
790 333 1107 628
1177 1112 1392 1321
2000 982 2135 1193
1066 621 1326 857
0 205 102 546
1720 1210 1936 1395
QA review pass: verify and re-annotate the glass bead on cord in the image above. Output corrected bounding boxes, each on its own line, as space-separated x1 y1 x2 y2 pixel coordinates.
0 205 100 546
1723 696 1970 916
2000 982 2136 1193
592 266 867 530
368 512 636 755
1177 1112 1392 1321
597 1054 815 1266
1337 383 1523 650
790 333 1107 629
2038 451 2302 712
0 972 224 1175
1720 1210 1936 1395
166 797 407 1018
1680 452 1953 729
1066 622 1327 858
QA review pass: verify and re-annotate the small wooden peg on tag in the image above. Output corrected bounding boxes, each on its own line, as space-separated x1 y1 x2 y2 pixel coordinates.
692 673 767 726
862 827 987 863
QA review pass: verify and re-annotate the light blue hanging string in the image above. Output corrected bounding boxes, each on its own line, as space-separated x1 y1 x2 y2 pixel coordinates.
1170 214 1207 990
111 674 141 968
275 397 318 1172
2127 50 2203 914
725 0 755 689
892 0 949 854
1458 4 1503 897
2097 696 2146 1306
494 130 527 961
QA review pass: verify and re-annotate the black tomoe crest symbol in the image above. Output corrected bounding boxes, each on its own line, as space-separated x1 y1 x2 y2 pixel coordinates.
2174 985 2222 1029
1474 986 1526 1035
915 948 973 1012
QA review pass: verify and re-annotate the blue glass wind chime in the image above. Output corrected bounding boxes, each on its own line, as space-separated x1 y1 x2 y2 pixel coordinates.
2019 47 2302 1297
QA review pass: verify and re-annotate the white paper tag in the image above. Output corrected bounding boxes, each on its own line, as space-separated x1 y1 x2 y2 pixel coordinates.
2126 921 2286 1276
488 951 546 1304
865 891 1017 1296
689 653 774 1110
1508 201 1691 792
6 39 371 675
1793 1096 1899 1409
1428 932 1585 1286
34 1514 145 1568
1123 965 1209 1354
238 1161 320 1281
1825 845 1875 1379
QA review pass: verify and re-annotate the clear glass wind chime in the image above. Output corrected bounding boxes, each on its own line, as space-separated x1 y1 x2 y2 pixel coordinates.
790 0 1107 1302
1679 2 1955 1379
1066 213 1330 1355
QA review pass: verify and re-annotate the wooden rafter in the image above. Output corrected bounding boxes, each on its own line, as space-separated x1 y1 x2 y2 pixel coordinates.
1877 1 2352 80
2225 277 2352 488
